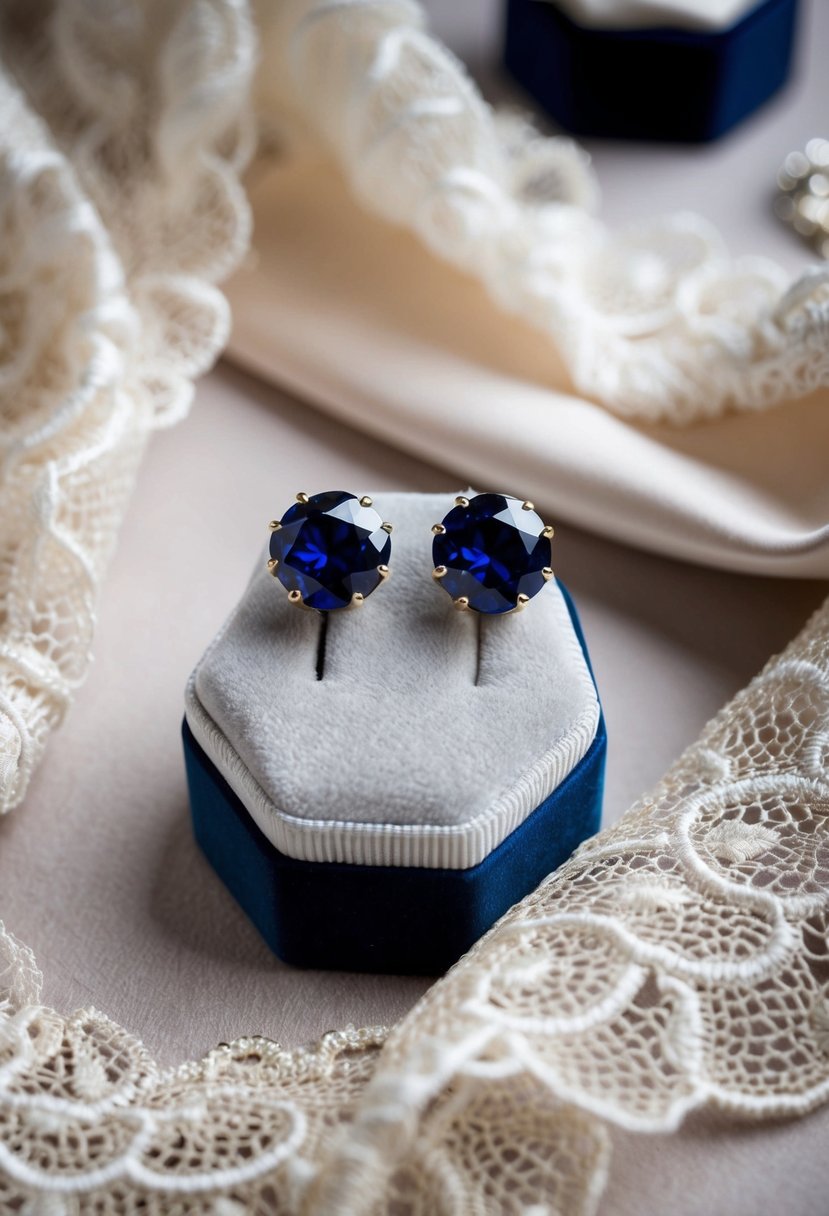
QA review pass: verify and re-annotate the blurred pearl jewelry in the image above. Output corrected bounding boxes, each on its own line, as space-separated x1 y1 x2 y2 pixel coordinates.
775 139 829 259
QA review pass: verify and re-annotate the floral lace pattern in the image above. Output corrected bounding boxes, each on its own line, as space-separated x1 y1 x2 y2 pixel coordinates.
0 0 253 814
1 596 827 1212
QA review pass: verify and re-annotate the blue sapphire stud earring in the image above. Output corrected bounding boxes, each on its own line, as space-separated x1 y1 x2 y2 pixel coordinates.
431 493 554 615
268 491 392 611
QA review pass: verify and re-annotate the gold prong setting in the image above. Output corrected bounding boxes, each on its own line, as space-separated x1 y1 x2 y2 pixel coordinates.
268 491 393 611
431 492 556 616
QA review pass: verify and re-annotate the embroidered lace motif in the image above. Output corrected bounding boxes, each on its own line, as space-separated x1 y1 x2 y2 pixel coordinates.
1 596 827 1212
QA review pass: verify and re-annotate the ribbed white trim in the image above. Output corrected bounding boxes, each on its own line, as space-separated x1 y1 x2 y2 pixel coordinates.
184 643 600 871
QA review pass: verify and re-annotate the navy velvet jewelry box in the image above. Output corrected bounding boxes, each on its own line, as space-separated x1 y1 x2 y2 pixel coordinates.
182 493 606 975
504 0 798 143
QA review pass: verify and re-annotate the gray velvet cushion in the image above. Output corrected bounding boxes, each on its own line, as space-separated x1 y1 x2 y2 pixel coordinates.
185 492 599 868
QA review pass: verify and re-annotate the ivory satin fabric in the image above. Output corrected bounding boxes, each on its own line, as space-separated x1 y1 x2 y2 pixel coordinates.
225 157 829 580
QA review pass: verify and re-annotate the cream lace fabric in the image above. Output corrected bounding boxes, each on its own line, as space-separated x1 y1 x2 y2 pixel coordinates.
0 0 252 814
1 591 828 1212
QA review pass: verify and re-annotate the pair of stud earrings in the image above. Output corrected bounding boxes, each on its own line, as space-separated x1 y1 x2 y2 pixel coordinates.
267 490 554 616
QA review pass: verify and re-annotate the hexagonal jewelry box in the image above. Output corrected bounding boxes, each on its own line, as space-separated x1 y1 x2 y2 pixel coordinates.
182 493 606 974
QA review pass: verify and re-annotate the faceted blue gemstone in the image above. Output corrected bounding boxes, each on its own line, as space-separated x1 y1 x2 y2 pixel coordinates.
432 493 552 615
270 491 391 611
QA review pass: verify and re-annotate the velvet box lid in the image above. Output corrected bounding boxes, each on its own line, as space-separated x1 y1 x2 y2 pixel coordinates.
503 0 799 143
182 492 606 973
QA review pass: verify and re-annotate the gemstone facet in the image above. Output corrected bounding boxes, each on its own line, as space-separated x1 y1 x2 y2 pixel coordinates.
270 491 391 611
432 493 552 615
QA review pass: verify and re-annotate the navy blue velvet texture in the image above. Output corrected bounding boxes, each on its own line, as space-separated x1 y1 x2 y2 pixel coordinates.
503 0 798 142
183 585 606 974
